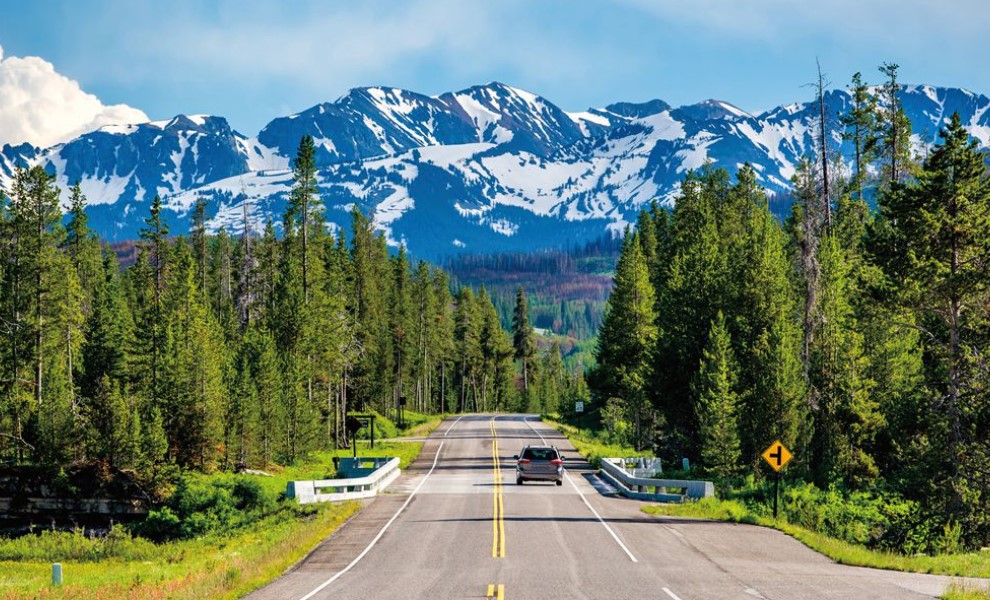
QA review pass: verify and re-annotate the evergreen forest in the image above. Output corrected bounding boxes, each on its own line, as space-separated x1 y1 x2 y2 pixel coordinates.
590 65 990 552
0 135 584 495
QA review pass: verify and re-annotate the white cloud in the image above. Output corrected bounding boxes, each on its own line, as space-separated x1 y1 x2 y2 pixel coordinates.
0 44 148 148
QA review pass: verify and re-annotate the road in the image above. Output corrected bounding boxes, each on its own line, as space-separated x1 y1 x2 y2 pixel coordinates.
247 414 985 600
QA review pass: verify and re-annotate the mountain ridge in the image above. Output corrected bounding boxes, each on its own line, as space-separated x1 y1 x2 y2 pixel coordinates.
2 81 989 256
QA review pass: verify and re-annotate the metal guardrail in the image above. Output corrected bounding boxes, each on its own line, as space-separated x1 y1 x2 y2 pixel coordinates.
286 457 401 505
599 458 714 502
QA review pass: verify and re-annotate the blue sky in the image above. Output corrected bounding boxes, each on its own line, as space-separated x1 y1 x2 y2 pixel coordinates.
1 0 988 137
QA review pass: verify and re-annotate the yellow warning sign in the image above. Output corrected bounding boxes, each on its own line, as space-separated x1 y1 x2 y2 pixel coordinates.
761 440 793 472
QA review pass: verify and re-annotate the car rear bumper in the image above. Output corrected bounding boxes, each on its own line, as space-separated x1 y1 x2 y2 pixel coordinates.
516 468 564 482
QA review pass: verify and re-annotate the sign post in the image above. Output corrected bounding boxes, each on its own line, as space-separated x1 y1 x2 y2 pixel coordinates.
346 416 362 458
345 414 378 458
760 440 793 520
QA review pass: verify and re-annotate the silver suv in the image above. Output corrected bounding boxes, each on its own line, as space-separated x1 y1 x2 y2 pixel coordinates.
514 445 565 486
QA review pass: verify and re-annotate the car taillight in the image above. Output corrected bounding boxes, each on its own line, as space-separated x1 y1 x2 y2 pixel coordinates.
517 458 531 464
550 459 564 466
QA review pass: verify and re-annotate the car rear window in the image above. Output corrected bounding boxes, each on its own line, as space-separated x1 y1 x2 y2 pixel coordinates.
522 447 558 461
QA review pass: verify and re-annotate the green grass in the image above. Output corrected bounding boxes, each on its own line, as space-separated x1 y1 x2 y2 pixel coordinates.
390 411 446 439
0 501 359 599
541 417 642 467
641 499 990 582
944 585 990 599
0 437 430 599
273 440 424 480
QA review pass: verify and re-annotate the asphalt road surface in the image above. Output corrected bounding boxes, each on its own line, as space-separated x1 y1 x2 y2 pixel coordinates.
246 414 987 600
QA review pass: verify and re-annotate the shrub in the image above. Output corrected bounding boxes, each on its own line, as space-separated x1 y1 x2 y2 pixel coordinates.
232 477 277 513
0 526 158 562
715 480 950 554
134 473 283 541
138 506 182 542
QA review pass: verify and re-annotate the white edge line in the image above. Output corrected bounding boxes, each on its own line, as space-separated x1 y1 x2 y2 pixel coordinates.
444 414 465 437
298 436 449 600
523 417 638 563
663 588 684 600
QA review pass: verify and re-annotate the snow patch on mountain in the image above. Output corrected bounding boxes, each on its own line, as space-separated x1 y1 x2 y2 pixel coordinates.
6 81 990 258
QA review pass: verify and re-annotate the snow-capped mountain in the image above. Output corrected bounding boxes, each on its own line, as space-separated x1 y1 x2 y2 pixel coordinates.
2 82 989 256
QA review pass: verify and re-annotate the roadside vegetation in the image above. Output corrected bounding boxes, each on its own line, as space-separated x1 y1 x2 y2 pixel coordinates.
944 586 990 599
0 415 424 598
550 420 990 597
584 60 990 567
0 499 359 599
541 418 639 468
641 495 990 579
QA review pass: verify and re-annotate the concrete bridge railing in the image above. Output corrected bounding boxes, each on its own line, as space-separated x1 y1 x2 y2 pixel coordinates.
286 457 401 504
599 457 714 502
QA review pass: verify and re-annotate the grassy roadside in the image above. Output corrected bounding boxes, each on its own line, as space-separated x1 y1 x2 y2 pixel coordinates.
0 429 433 599
542 417 990 598
944 587 990 599
0 501 360 599
641 499 990 580
541 418 640 467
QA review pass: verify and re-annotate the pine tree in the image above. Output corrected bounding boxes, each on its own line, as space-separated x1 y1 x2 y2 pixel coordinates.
792 159 822 385
325 232 356 446
810 233 881 488
160 239 226 469
236 198 258 327
728 166 806 465
191 196 208 298
814 59 833 229
64 183 103 315
653 170 726 457
877 62 914 187
593 231 657 450
431 270 456 413
238 325 282 466
693 312 741 481
390 247 413 419
410 260 433 413
139 195 169 404
289 135 318 305
840 73 881 203
539 341 566 416
256 220 280 324
871 113 990 536
6 166 64 460
42 250 85 461
210 228 237 334
511 287 537 396
454 287 482 413
81 251 134 417
636 209 659 278
272 204 309 460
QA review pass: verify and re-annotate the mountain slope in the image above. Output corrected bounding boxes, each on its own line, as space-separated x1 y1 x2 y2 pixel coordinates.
3 82 990 256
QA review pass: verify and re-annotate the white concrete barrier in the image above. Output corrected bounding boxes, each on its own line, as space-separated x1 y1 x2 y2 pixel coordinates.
286 457 401 504
599 458 713 502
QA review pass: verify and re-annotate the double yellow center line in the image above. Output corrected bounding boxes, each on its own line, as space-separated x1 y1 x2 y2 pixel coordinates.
486 583 505 599
490 416 505 558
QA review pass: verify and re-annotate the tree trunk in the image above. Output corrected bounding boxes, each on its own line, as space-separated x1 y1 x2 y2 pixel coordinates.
817 60 831 231
302 196 309 305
